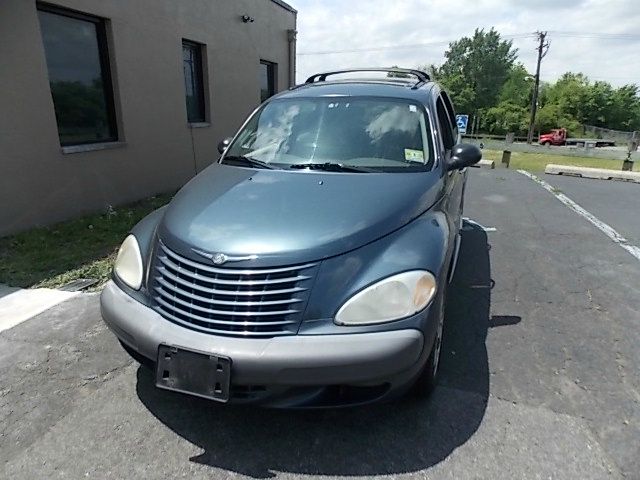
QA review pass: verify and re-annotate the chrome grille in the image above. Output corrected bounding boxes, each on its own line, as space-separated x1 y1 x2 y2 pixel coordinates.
150 241 317 337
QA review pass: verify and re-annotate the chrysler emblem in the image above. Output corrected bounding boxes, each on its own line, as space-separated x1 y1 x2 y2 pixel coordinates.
212 253 228 265
191 248 258 265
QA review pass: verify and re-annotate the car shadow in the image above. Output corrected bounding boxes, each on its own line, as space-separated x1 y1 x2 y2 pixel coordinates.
135 222 493 478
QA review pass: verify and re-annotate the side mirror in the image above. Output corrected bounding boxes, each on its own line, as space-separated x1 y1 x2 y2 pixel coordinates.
447 143 482 171
217 137 232 154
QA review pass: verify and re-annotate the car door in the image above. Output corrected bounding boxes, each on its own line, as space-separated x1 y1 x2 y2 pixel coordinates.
440 91 465 218
434 93 464 278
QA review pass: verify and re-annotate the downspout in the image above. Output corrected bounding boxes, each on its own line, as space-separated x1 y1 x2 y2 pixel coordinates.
287 28 297 87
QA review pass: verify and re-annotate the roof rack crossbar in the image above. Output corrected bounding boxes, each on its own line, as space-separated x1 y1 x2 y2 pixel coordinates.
305 68 431 85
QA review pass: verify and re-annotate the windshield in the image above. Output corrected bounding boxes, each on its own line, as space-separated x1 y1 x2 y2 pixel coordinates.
222 97 433 172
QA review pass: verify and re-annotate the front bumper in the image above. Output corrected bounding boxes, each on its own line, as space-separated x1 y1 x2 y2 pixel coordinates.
100 281 426 406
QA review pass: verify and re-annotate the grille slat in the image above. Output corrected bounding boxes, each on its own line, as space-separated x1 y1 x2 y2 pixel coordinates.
154 288 300 316
150 241 317 337
155 306 297 336
155 271 306 297
158 262 309 286
155 297 298 326
161 244 316 275
155 281 303 307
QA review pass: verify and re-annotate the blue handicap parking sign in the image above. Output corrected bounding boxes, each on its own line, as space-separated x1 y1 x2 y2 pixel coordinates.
456 115 469 134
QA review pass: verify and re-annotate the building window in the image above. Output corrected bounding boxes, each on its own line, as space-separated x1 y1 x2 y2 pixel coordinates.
260 61 277 103
37 5 117 146
182 40 206 123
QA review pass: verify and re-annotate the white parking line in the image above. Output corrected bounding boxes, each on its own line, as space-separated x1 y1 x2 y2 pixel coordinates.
0 286 80 333
462 218 497 232
518 170 640 263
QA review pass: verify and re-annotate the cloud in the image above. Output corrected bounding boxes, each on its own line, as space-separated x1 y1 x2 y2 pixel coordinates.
288 0 640 87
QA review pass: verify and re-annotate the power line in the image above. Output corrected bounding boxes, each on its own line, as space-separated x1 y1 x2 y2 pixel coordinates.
541 74 640 81
298 33 537 56
298 30 639 56
546 30 640 39
298 40 451 56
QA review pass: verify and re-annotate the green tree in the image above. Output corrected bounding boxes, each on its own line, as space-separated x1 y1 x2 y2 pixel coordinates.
539 73 640 134
477 63 534 135
425 29 640 136
586 81 615 126
432 28 518 115
543 73 592 125
535 102 581 136
483 102 529 135
609 84 640 131
499 64 533 107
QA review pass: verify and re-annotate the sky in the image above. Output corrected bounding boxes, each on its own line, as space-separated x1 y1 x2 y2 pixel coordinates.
287 0 640 87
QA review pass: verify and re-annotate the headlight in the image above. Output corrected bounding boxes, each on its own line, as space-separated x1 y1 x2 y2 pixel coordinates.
335 270 437 325
114 234 143 290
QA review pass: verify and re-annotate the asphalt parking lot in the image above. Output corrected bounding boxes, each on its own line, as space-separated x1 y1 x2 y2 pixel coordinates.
543 173 640 246
1 169 639 479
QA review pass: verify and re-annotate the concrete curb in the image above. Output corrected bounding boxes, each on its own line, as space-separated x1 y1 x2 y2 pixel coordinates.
0 284 80 333
545 164 640 183
472 159 495 169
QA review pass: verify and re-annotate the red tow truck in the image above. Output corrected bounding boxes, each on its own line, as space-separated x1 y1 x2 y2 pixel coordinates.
538 128 615 147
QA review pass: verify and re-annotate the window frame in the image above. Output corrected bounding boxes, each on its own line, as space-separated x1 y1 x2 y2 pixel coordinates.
37 3 118 146
440 91 459 141
259 60 277 103
181 39 207 124
436 96 455 152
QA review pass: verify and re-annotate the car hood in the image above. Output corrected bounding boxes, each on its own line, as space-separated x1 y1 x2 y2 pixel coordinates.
159 163 443 267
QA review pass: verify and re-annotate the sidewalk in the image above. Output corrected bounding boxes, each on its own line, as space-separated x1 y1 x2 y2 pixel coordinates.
0 283 80 333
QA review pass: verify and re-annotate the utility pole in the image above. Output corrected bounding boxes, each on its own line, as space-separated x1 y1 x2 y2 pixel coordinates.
527 31 549 144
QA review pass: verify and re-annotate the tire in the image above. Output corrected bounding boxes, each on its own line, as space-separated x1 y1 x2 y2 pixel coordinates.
412 286 446 398
543 141 551 146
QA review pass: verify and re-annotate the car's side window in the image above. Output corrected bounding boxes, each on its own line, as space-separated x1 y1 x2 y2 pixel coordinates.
436 97 455 152
441 91 458 140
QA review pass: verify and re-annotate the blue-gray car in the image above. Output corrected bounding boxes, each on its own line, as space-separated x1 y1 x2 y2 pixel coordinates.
100 68 481 407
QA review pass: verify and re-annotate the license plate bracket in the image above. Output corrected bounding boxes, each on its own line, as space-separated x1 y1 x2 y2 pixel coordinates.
156 345 231 402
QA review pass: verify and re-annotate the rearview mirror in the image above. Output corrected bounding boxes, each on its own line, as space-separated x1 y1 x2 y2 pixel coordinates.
217 137 232 154
447 143 482 171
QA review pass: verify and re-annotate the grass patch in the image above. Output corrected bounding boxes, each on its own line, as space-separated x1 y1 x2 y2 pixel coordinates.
0 193 173 290
482 150 639 173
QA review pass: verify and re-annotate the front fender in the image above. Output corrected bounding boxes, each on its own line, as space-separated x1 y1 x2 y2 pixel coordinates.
111 206 167 304
130 206 167 262
300 208 451 335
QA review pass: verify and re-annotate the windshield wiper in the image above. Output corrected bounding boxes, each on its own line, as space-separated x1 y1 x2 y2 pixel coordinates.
289 162 371 173
222 155 274 169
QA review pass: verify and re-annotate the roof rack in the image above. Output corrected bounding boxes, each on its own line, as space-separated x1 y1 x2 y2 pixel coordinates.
305 68 431 87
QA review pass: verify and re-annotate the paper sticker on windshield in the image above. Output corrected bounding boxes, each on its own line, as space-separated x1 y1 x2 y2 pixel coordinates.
404 149 424 162
409 105 417 112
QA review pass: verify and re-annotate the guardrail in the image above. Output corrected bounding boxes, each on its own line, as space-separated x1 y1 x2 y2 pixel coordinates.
463 134 532 143
462 138 640 162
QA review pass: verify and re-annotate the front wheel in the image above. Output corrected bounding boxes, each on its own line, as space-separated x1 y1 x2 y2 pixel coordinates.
412 287 446 398
542 141 551 146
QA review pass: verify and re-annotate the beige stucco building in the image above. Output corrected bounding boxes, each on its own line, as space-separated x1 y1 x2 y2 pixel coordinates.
0 0 297 236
